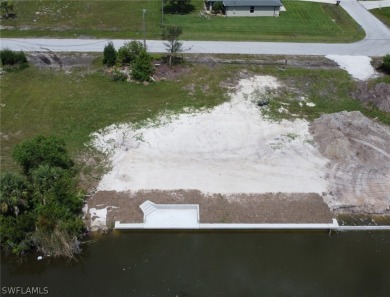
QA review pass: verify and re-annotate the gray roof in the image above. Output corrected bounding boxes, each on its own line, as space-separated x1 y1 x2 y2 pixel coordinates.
223 0 282 6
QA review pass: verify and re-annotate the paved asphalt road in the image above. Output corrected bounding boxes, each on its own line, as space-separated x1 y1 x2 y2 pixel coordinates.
0 0 390 56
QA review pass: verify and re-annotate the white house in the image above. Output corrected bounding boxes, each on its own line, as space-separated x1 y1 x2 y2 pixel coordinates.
206 0 282 17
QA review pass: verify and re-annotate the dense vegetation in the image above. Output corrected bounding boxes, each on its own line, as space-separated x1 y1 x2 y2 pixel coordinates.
0 0 364 42
0 136 84 258
0 49 28 70
103 41 155 82
382 54 390 74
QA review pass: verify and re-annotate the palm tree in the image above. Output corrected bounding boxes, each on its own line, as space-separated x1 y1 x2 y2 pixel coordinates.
31 165 64 206
0 172 28 216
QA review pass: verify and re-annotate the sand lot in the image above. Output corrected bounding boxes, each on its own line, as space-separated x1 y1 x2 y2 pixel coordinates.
92 76 328 195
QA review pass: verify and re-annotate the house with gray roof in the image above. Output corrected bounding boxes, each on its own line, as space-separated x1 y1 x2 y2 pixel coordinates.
206 0 282 17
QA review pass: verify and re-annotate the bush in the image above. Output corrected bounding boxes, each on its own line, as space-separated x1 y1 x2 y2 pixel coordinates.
12 135 74 175
103 42 117 67
382 54 390 74
131 50 154 82
110 69 128 82
117 41 144 66
212 1 224 13
0 49 28 69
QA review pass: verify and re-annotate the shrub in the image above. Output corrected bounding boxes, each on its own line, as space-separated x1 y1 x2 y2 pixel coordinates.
382 54 390 74
103 42 117 67
12 135 74 175
111 69 128 82
212 1 224 13
131 50 154 82
117 41 144 66
0 49 28 69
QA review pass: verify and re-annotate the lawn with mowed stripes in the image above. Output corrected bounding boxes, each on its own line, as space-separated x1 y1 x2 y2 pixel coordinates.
0 0 363 42
165 1 364 42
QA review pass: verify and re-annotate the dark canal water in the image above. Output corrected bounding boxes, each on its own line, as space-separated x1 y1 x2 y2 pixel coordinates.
1 231 390 297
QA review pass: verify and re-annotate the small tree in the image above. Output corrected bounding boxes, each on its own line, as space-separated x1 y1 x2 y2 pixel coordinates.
382 54 390 74
117 41 144 66
103 42 117 67
162 25 183 66
131 50 154 82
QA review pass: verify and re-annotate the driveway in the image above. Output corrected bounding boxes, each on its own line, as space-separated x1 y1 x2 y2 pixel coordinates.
358 0 390 10
1 0 390 56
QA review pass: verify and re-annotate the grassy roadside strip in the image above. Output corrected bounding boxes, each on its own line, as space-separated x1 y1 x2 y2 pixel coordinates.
370 7 390 28
0 0 364 42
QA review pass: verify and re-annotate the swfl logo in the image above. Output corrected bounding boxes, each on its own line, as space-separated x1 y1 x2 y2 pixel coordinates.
1 286 49 295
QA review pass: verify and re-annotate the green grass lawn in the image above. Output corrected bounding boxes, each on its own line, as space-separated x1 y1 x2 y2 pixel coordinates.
165 1 364 42
0 62 231 171
0 0 162 39
371 7 390 28
0 0 364 42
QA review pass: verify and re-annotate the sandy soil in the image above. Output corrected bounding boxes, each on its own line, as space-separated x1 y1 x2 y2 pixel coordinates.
92 76 328 195
326 55 377 80
310 111 390 215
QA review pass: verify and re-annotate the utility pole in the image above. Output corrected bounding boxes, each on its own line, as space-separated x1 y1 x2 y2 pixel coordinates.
142 9 147 49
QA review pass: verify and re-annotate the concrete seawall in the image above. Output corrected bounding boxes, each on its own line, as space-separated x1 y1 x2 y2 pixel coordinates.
114 201 390 231
115 220 390 231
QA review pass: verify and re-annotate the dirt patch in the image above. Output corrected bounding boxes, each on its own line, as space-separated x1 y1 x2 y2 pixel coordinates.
187 54 338 69
310 111 390 215
85 190 333 230
153 62 192 81
353 81 390 112
27 52 98 69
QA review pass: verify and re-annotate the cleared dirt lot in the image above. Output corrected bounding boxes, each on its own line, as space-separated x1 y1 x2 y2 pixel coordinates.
82 65 389 229
311 111 390 215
